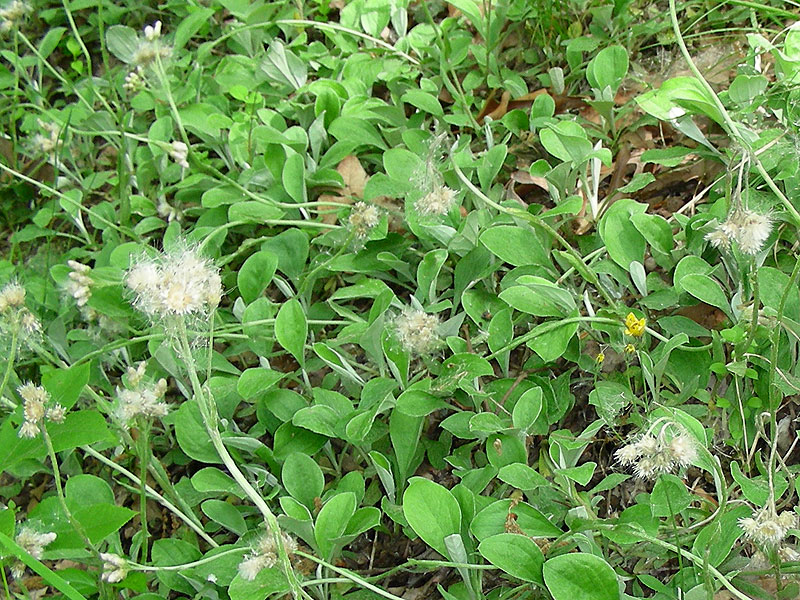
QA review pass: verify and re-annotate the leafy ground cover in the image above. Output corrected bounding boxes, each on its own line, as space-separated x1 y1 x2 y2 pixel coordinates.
2 0 800 599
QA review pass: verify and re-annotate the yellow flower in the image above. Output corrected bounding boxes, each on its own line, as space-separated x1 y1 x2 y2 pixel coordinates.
595 352 605 364
624 343 636 354
624 313 646 337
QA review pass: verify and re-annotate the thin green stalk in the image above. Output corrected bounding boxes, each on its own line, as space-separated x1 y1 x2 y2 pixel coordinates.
766 257 800 512
174 318 310 600
136 421 150 563
41 425 98 558
126 547 244 572
298 232 356 295
452 161 617 307
296 551 406 600
740 264 760 357
668 0 800 226
81 445 218 548
637 533 750 600
0 531 87 600
485 316 620 360
0 323 19 401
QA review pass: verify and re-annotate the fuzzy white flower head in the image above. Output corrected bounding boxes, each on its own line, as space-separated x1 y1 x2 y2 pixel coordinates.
708 209 772 255
395 307 440 354
15 526 56 560
124 66 145 94
46 404 66 424
668 433 698 467
614 442 642 466
740 507 795 547
66 260 93 307
20 309 41 335
237 532 296 581
100 552 129 583
18 420 39 438
125 245 222 321
0 0 29 33
169 140 189 169
116 379 169 426
417 186 457 217
144 20 162 41
0 281 26 313
348 202 380 239
735 210 772 255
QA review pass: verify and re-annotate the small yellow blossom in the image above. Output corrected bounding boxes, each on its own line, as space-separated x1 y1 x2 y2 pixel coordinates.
595 353 605 364
624 343 636 354
624 313 646 337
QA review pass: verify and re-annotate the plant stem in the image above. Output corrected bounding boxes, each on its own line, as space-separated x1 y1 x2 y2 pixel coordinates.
175 318 310 600
0 323 19 401
668 0 800 226
452 161 617 307
81 445 218 547
41 425 97 558
136 421 150 563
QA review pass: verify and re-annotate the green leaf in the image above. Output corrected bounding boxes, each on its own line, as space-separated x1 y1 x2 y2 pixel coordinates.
329 116 386 149
528 318 579 363
499 278 576 317
229 567 290 600
640 146 695 167
402 478 462 558
631 213 673 255
650 474 692 517
587 45 629 92
73 504 136 544
315 492 357 560
173 7 215 50
237 368 284 400
396 389 449 417
282 453 325 510
617 172 655 194
555 462 596 486
228 201 285 224
202 499 247 535
192 467 244 498
238 250 278 304
173 400 220 463
275 299 307 367
543 553 620 600
282 152 307 203
401 89 443 116
478 533 544 584
42 362 90 410
679 274 730 317
480 225 551 267
470 499 562 541
105 25 138 63
588 381 634 426
598 199 647 269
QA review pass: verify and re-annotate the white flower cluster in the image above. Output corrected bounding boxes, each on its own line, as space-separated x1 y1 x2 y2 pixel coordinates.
416 185 457 217
238 532 297 581
115 374 168 427
65 260 92 307
0 0 29 33
615 426 698 479
739 507 796 547
348 202 380 239
706 208 773 255
31 119 63 156
12 525 56 578
169 140 189 169
100 552 129 583
123 66 145 94
125 245 222 320
395 307 441 355
132 20 171 68
17 382 66 439
0 281 40 336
